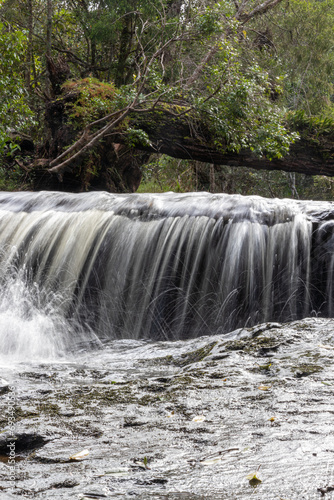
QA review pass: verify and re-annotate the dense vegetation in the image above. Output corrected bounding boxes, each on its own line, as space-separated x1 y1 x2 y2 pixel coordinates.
1 0 334 198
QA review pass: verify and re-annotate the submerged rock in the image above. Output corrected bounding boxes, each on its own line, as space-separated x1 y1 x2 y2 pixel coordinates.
0 379 9 395
0 432 49 455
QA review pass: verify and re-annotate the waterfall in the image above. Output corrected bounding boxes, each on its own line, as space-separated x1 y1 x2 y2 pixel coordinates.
0 190 333 358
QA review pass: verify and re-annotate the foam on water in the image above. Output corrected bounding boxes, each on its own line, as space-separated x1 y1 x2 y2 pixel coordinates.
0 270 101 363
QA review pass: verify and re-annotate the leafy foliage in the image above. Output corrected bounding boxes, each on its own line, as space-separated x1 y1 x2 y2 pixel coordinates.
0 22 34 157
247 0 334 115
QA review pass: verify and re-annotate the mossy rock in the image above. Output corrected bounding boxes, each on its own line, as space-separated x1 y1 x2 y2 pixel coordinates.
291 363 323 378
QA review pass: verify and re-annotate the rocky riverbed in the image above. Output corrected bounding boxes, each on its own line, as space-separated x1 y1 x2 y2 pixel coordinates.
1 317 334 499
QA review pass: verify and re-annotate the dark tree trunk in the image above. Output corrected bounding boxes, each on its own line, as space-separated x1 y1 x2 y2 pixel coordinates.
45 0 53 96
25 0 33 89
127 110 334 178
34 92 149 192
115 18 133 86
33 144 148 193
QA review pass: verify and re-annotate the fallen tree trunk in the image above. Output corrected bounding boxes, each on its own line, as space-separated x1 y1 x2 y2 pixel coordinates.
126 110 334 177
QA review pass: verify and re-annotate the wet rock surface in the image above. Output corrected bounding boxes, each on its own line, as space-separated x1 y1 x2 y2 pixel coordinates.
1 317 334 499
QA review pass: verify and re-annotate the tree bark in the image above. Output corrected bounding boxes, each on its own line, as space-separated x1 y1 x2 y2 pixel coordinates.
46 0 52 58
124 110 334 178
25 0 33 89
45 0 53 97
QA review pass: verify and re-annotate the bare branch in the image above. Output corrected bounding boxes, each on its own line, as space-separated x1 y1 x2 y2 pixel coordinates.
237 0 284 24
185 44 220 88
88 107 130 129
48 107 133 175
14 158 31 173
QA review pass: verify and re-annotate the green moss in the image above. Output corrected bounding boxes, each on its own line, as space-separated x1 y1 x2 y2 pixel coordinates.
14 407 41 420
291 363 323 378
176 343 217 367
11 402 60 423
137 395 161 406
225 335 282 354
62 77 117 129
37 403 61 416
173 375 195 385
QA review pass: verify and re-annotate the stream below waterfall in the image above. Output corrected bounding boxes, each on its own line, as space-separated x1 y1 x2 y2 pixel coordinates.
0 191 334 498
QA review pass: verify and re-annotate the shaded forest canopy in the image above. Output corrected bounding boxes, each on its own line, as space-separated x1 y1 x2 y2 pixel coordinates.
1 0 334 197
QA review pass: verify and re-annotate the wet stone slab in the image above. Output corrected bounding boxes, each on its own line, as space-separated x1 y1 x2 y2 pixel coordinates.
1 317 334 499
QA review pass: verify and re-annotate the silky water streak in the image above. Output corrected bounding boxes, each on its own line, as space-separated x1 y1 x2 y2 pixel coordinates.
0 190 333 359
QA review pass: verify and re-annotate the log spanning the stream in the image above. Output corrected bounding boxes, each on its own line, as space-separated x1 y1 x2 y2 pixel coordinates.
127 110 334 177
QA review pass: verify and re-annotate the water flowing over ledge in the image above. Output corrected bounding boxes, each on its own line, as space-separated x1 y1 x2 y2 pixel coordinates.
1 191 334 359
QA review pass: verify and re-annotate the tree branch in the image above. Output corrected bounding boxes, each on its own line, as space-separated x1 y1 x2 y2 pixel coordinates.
185 44 220 88
48 106 133 174
237 0 284 24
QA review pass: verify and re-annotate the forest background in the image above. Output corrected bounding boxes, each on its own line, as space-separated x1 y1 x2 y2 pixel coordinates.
1 0 334 199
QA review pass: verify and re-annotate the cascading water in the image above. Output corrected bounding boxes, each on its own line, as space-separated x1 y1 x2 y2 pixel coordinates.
0 190 334 359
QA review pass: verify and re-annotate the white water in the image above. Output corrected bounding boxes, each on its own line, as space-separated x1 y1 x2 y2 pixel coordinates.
0 191 333 360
